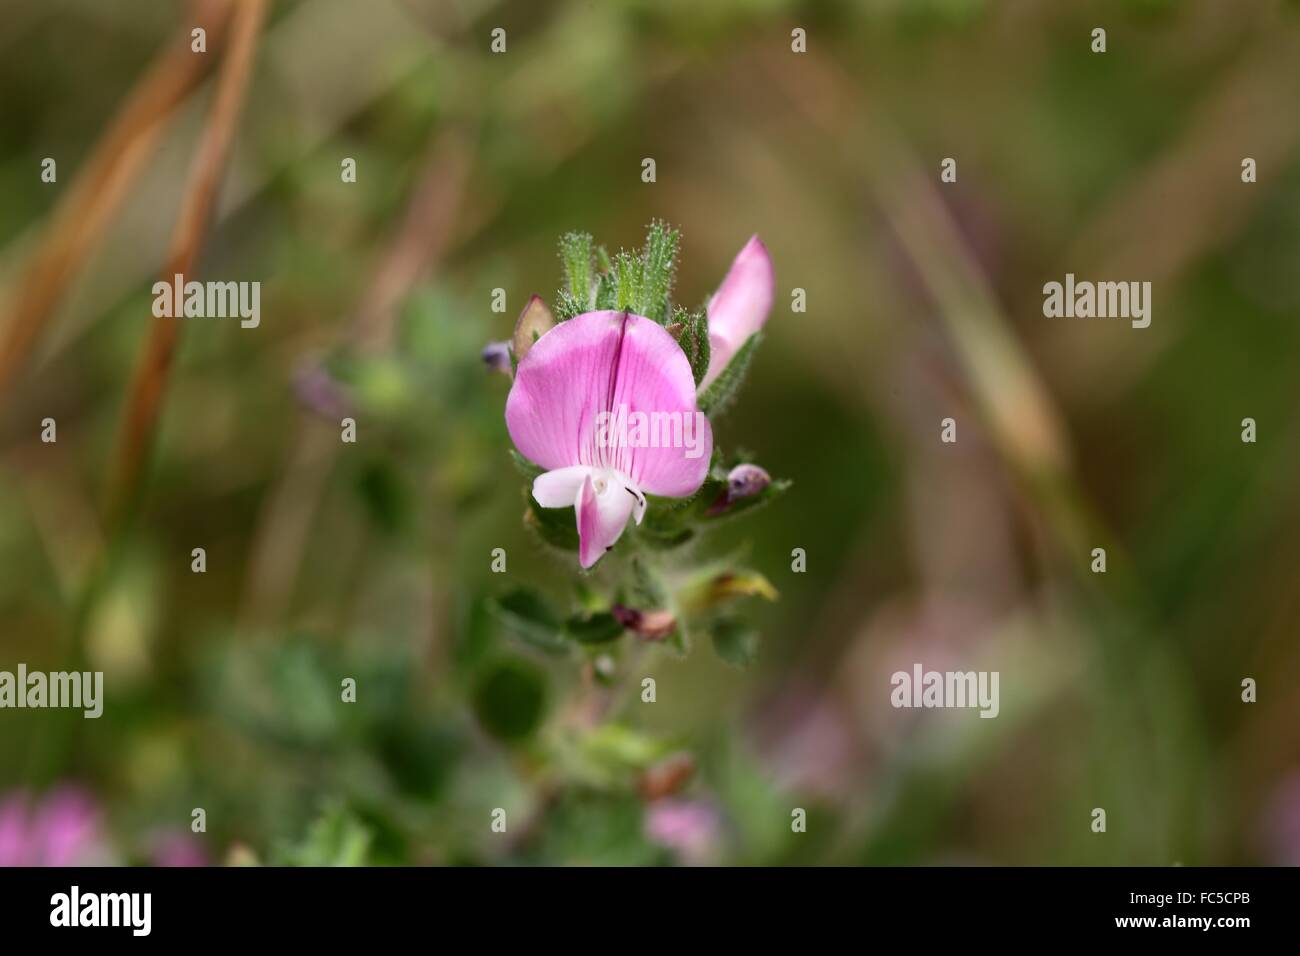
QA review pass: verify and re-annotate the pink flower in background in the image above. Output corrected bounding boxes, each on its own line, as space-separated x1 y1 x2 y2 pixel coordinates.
1260 770 1300 865
507 310 712 567
752 689 859 799
150 832 209 868
644 798 722 865
0 788 111 867
700 235 774 389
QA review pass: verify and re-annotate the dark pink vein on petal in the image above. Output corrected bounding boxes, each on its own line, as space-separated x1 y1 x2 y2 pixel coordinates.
597 311 631 471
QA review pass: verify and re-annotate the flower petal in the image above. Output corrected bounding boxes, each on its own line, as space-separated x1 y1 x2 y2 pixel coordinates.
506 310 712 499
605 314 713 497
576 471 637 568
702 235 774 389
532 465 592 508
506 311 624 473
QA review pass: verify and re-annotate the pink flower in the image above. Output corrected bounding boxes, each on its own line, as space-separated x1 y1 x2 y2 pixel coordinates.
150 832 209 868
644 798 722 865
0 788 111 867
1260 770 1300 865
507 310 713 567
700 235 775 390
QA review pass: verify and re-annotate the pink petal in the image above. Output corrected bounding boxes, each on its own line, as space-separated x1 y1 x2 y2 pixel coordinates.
506 312 619 473
605 315 713 496
645 798 722 865
33 789 101 866
0 795 30 867
702 235 774 389
506 310 711 498
152 833 210 868
576 472 637 568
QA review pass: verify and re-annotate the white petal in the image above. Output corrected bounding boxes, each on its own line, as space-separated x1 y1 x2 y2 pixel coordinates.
532 465 592 508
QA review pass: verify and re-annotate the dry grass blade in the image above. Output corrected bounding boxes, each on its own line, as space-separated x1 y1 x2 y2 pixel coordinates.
105 0 269 530
0 0 232 406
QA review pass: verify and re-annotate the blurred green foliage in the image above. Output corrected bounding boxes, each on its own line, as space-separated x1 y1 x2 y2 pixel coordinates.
1 0 1299 866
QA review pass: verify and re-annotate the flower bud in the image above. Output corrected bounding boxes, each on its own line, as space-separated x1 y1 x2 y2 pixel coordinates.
726 463 771 501
480 340 512 376
293 362 352 419
611 604 676 640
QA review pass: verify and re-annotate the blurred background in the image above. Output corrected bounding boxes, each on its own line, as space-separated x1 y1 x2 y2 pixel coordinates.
1 0 1299 866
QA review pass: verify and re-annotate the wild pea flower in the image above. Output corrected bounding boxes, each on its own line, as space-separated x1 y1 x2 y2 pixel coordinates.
507 310 712 567
502 225 776 569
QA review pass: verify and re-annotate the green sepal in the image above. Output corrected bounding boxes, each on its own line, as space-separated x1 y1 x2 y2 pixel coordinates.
522 486 579 552
670 306 711 386
704 478 791 524
508 449 543 482
558 232 594 312
595 269 617 310
637 220 679 323
554 289 584 321
612 250 644 312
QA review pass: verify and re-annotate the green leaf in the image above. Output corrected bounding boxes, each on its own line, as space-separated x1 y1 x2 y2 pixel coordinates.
524 499 580 551
277 804 372 867
349 355 414 416
627 555 667 607
711 617 760 668
639 466 727 539
697 332 761 417
526 791 661 865
473 657 547 741
635 489 705 547
354 458 410 536
489 587 567 653
564 611 626 644
635 525 695 549
578 723 673 771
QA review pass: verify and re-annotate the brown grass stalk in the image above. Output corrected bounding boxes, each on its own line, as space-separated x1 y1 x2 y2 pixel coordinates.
105 0 269 530
0 0 232 405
